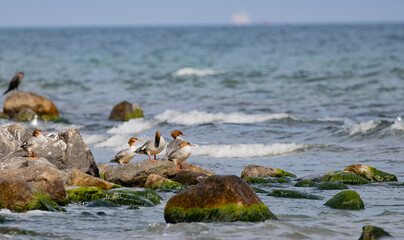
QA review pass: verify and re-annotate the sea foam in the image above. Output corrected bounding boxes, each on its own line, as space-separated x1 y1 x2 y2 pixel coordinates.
343 119 378 135
107 118 154 135
192 143 309 158
173 67 221 77
155 110 297 125
391 115 404 131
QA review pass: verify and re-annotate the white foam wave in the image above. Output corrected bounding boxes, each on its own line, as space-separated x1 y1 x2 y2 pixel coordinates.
343 119 378 135
107 118 154 135
173 67 221 77
391 115 404 131
155 110 297 125
94 135 147 151
82 134 107 145
192 143 309 158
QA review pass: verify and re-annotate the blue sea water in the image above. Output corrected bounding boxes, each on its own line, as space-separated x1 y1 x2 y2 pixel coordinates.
0 23 404 239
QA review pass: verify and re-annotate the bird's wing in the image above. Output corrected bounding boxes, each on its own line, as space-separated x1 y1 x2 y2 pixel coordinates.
135 140 153 154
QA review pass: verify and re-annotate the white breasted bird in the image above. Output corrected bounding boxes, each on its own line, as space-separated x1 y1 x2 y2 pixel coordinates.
21 129 47 159
167 141 195 171
110 137 142 166
161 130 186 160
135 130 166 162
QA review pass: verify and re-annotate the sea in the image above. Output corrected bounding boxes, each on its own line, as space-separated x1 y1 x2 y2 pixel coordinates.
0 23 404 239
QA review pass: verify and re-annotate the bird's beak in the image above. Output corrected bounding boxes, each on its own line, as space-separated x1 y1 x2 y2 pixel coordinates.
189 144 196 146
181 134 187 136
136 139 143 142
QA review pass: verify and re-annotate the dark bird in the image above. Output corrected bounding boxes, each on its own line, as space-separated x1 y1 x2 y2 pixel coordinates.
4 72 24 95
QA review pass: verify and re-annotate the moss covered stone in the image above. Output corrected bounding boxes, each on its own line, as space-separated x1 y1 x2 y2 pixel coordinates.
241 165 296 179
344 164 397 182
359 225 392 240
86 199 119 208
108 193 154 207
155 181 185 191
317 171 370 185
268 189 323 200
317 181 349 190
252 187 268 194
109 101 144 121
67 187 109 204
294 180 315 187
108 188 162 205
324 190 364 210
243 177 275 184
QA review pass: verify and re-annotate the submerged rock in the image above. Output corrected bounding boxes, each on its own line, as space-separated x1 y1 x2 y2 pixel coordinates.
268 189 323 200
317 171 370 185
164 175 277 223
3 91 59 119
344 164 397 182
241 165 296 178
65 169 121 190
171 170 209 186
108 188 162 205
108 101 143 121
324 190 364 210
359 225 393 240
243 177 279 184
294 180 316 187
104 160 176 187
317 181 349 190
11 108 37 122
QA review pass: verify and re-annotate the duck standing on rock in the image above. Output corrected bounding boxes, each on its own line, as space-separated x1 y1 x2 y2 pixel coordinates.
3 72 24 95
135 130 165 162
168 141 195 171
161 130 186 160
21 129 47 159
110 137 142 166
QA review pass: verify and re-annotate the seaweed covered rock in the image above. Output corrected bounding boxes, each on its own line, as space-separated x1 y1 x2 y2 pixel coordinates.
144 174 184 190
344 164 397 182
294 180 316 187
324 190 364 210
108 101 143 121
243 177 277 184
241 165 296 178
104 160 176 187
171 170 209 186
268 189 323 200
164 175 277 223
65 169 120 190
108 188 162 205
317 181 348 190
12 108 36 122
359 225 392 240
317 171 370 185
3 91 59 120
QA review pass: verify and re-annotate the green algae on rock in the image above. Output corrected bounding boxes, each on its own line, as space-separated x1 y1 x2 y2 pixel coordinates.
252 187 268 194
294 180 316 187
317 181 349 190
241 165 296 179
165 175 277 223
359 225 393 240
86 199 119 208
67 186 109 204
344 164 397 182
268 189 323 200
317 171 370 185
108 188 162 205
324 190 364 210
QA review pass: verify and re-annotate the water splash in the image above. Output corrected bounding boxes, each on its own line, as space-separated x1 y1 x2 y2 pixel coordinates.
172 67 222 77
391 115 404 131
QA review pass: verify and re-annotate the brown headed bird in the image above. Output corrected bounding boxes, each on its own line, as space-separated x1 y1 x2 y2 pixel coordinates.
21 129 47 159
110 137 142 166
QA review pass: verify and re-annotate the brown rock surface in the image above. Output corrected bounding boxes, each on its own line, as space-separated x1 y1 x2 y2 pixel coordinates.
144 174 172 189
108 101 143 121
65 169 117 190
171 170 209 186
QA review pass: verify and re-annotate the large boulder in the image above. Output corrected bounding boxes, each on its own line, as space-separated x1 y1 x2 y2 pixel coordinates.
65 169 119 190
324 190 364 210
3 91 59 119
104 160 177 187
241 165 296 178
0 124 99 177
344 164 397 182
108 101 143 121
180 162 215 175
171 170 209 186
164 175 277 223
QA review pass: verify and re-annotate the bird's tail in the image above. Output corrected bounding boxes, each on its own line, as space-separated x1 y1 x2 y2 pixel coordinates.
3 89 10 95
109 157 118 163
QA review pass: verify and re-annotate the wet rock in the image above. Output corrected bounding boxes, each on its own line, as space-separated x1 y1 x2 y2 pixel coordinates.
243 177 278 184
241 165 296 178
295 180 316 187
317 181 348 190
67 186 108 204
171 170 209 186
104 160 176 187
86 199 119 208
317 171 370 185
268 189 323 200
108 101 143 121
11 108 37 122
344 164 397 182
252 187 268 194
164 175 277 223
324 190 364 210
108 188 161 205
144 174 184 190
3 91 59 119
180 162 215 175
65 169 121 191
359 225 392 240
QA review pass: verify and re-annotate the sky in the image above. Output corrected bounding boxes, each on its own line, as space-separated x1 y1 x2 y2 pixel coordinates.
0 0 403 27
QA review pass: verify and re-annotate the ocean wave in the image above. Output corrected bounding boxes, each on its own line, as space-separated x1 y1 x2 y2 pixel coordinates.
191 143 310 158
82 134 108 145
94 134 147 151
155 110 297 125
107 118 155 135
391 115 404 131
343 119 378 135
172 67 221 77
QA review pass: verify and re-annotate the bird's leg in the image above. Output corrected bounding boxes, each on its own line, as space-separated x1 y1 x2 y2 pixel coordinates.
28 152 35 159
32 152 40 159
176 163 184 171
154 155 157 160
148 154 156 162
120 162 123 166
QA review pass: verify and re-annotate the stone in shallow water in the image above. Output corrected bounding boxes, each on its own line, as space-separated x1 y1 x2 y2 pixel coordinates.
317 171 370 185
268 189 323 200
359 225 392 240
317 181 349 190
241 165 296 178
344 164 397 182
324 190 364 210
294 180 316 187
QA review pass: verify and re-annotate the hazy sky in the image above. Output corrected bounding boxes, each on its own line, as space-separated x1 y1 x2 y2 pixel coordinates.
0 0 403 27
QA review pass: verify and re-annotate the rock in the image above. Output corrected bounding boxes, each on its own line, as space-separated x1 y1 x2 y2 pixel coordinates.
65 169 120 191
108 188 162 205
317 171 370 185
294 180 316 187
180 162 215 175
242 177 278 184
252 187 268 194
0 124 99 177
0 177 64 212
317 181 349 190
324 190 364 210
164 175 277 223
3 91 59 119
359 225 392 240
108 101 143 121
171 170 209 186
241 165 296 178
97 164 114 180
144 174 184 190
104 160 176 187
344 164 397 182
268 189 323 200
11 108 37 122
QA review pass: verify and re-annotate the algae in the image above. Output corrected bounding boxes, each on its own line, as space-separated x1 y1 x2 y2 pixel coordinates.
243 177 277 184
124 107 144 121
268 189 323 200
108 188 162 205
362 166 397 182
86 199 119 208
294 180 315 187
318 171 370 185
275 169 296 178
252 187 268 194
67 186 108 204
324 190 364 210
317 181 348 190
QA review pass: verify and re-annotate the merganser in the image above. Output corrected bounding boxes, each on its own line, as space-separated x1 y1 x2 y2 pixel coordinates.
161 130 186 160
21 129 47 159
4 72 24 95
167 141 195 171
110 137 142 166
135 130 166 162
